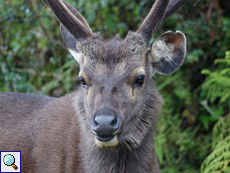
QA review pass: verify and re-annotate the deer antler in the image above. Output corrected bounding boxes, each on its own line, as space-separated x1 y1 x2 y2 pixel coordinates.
163 0 187 22
136 0 187 44
42 0 93 40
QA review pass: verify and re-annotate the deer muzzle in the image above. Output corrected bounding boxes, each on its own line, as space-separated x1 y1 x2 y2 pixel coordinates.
91 107 122 147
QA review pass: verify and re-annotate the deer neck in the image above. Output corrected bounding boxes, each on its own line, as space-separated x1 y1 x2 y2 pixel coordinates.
73 91 158 173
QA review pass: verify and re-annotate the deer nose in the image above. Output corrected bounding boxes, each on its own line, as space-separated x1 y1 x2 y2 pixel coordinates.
92 108 120 142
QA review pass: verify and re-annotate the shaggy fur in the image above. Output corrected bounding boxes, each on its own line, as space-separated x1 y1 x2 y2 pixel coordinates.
1 0 187 172
0 30 186 172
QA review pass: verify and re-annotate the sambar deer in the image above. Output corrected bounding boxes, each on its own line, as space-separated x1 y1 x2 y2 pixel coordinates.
0 0 187 172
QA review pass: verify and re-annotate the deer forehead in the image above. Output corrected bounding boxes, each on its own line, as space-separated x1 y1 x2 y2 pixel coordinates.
78 32 149 65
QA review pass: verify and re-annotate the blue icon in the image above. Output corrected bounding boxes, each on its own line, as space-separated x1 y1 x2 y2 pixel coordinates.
3 154 18 170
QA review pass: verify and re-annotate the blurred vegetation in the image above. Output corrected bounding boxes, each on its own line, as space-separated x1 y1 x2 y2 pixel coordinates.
0 0 230 172
201 115 230 173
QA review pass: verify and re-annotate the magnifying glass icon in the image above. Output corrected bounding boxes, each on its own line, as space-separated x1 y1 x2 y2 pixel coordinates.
3 154 18 170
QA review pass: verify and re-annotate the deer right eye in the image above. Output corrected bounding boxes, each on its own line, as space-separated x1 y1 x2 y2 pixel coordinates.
135 75 145 85
133 75 145 88
78 77 88 88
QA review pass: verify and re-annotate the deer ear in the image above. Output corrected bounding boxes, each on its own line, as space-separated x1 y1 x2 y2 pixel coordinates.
60 25 83 65
150 31 186 75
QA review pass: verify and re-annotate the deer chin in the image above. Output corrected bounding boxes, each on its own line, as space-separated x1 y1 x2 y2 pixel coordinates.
95 135 119 148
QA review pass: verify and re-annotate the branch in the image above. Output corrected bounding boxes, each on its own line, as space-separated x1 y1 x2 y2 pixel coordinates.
28 4 47 22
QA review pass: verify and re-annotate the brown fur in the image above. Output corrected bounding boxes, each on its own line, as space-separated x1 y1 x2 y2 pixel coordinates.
0 34 162 172
0 27 187 173
1 0 187 172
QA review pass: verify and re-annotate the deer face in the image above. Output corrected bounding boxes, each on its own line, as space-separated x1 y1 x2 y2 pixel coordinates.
63 30 185 148
77 33 150 148
43 0 187 148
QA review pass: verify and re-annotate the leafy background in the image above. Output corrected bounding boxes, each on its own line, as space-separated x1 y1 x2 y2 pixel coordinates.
0 0 230 172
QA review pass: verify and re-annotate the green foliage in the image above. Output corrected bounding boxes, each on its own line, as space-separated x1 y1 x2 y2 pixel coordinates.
153 1 230 171
201 115 230 173
1 0 230 172
0 0 79 96
200 51 230 173
202 51 230 104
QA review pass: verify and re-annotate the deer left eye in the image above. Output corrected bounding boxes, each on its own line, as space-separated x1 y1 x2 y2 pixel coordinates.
78 77 88 88
134 75 145 87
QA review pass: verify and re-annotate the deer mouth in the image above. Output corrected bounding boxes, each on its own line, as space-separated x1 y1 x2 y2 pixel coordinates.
96 135 114 142
95 135 119 148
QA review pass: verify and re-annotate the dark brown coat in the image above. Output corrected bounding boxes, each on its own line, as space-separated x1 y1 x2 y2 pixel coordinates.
0 0 188 172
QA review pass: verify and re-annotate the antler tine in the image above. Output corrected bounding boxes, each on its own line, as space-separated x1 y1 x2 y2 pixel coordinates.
43 0 93 40
136 0 170 43
162 0 187 22
62 1 92 32
42 0 92 32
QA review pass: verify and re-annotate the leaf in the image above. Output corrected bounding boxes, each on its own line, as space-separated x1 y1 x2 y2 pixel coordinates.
201 115 230 173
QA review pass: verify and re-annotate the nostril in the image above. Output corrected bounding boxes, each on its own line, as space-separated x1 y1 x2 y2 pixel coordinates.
110 119 117 126
94 119 98 126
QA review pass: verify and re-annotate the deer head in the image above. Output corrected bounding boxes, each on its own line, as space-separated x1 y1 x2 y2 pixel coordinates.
42 0 186 148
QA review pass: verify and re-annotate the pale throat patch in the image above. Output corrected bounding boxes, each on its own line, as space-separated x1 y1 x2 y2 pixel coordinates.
95 135 119 148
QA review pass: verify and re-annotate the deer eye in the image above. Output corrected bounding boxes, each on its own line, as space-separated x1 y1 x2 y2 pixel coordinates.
78 77 88 88
134 75 145 87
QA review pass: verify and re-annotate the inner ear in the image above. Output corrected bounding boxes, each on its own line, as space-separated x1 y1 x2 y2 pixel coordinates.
60 25 83 66
150 31 186 75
